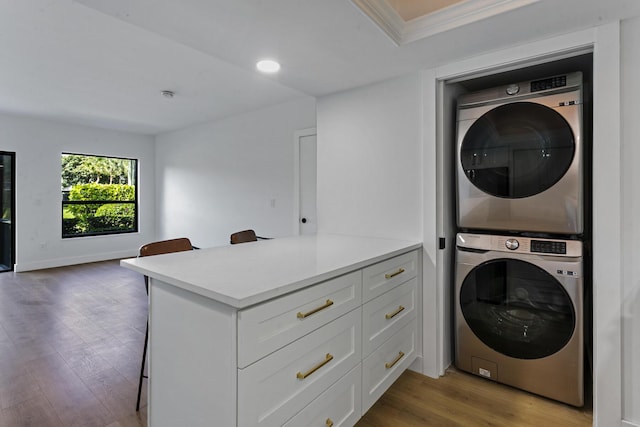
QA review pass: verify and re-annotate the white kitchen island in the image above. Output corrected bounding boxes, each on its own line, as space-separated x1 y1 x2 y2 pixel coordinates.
121 233 422 427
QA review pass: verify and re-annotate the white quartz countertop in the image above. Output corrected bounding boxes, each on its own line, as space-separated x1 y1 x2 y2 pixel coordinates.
120 233 421 309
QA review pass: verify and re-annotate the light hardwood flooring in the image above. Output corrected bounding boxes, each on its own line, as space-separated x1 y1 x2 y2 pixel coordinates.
357 368 592 427
0 260 592 426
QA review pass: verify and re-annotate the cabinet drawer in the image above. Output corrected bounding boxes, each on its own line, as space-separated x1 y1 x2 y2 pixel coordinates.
283 365 362 427
238 309 362 427
362 320 417 414
238 270 362 367
362 278 417 357
362 251 418 303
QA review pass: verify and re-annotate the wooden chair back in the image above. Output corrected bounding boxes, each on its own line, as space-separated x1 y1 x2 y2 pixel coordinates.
138 237 193 292
230 229 258 244
139 237 193 257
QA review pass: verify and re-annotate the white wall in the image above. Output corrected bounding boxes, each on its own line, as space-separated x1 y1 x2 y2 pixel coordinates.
621 15 640 427
316 73 423 241
0 113 156 272
316 73 426 374
154 96 316 248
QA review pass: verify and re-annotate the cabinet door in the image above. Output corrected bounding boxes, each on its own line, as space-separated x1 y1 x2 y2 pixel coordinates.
362 278 417 356
283 366 361 427
238 309 362 427
362 320 417 414
238 270 361 368
362 251 418 303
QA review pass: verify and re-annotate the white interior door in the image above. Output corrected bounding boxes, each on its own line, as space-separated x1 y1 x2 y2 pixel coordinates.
298 132 317 235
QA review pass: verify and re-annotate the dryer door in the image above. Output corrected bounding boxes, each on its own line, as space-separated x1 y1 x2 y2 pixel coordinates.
460 102 575 199
459 258 575 359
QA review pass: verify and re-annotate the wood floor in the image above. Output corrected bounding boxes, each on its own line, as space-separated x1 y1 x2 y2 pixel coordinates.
0 261 147 427
357 369 592 427
0 260 592 426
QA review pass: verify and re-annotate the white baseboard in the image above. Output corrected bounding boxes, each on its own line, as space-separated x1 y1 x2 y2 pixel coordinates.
409 355 424 375
623 420 640 427
14 249 138 272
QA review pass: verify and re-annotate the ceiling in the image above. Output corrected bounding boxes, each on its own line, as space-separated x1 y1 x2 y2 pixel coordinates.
1 0 639 135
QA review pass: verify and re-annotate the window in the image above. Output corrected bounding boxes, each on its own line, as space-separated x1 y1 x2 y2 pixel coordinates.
62 153 138 238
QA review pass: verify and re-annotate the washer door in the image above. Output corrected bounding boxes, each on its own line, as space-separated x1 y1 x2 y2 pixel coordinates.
460 102 575 199
459 258 575 359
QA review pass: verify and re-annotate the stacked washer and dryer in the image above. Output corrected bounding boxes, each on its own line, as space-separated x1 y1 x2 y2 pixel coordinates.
454 72 586 406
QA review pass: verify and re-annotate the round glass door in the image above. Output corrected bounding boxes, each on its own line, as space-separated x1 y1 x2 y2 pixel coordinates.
460 102 575 198
459 258 575 359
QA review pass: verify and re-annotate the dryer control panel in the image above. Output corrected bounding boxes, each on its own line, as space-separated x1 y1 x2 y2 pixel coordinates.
531 75 567 92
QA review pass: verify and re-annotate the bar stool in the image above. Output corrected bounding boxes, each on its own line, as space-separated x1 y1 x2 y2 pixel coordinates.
136 237 194 411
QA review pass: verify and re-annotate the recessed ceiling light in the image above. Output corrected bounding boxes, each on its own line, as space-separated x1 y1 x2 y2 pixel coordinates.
256 59 281 73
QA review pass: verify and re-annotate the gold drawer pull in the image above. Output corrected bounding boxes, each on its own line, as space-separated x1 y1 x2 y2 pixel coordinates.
385 305 405 320
385 351 405 369
385 268 405 279
297 299 334 319
297 353 334 379
326 418 334 427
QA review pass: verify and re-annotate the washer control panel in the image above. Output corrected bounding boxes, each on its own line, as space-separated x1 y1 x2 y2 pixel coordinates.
530 239 567 254
457 233 582 257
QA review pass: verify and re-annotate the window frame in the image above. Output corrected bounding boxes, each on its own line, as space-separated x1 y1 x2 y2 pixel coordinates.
61 152 139 238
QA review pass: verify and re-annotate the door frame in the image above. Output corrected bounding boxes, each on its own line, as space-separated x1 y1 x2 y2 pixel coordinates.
292 127 317 235
0 151 15 272
424 23 621 426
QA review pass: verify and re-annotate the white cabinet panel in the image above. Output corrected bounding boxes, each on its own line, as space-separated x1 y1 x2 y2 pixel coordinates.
149 281 237 427
238 309 362 427
238 271 362 368
283 365 362 427
362 278 417 357
362 251 418 302
362 320 417 414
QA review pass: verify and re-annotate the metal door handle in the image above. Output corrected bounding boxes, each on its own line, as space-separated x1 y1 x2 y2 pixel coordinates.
297 299 334 319
385 305 405 319
385 268 405 279
296 353 333 379
385 351 405 369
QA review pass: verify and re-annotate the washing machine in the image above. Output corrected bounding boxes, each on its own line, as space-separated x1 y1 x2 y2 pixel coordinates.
456 72 584 235
454 232 583 406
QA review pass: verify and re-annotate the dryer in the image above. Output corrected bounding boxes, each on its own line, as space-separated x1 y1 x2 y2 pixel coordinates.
454 233 583 407
456 72 584 235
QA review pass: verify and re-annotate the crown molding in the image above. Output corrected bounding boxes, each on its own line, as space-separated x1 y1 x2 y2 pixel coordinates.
352 0 405 45
352 0 540 46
